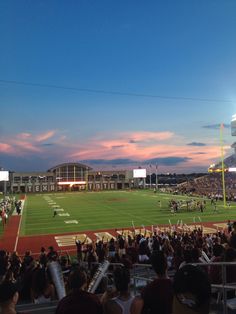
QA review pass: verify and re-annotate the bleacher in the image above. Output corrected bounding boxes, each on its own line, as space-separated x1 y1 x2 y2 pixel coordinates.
13 261 236 314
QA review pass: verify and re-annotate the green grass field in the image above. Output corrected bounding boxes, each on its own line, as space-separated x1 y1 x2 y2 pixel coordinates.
19 190 236 236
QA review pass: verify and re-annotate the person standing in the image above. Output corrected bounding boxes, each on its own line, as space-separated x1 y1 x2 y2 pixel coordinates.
139 251 173 314
103 267 137 314
0 280 24 314
55 268 102 314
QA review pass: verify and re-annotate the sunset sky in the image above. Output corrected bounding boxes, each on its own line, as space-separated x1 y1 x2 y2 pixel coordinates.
0 1 236 173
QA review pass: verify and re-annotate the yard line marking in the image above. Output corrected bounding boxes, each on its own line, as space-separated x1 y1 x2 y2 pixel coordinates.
117 228 152 237
55 233 91 247
14 198 26 252
94 232 114 242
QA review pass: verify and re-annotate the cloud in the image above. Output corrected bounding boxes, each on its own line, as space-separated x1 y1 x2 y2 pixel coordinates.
202 124 230 130
0 130 59 156
17 133 32 139
0 143 14 154
127 131 174 142
0 155 59 172
1 128 232 173
82 156 191 167
192 152 207 155
40 143 54 146
35 130 56 142
187 142 206 147
146 157 191 165
111 145 125 149
81 158 137 165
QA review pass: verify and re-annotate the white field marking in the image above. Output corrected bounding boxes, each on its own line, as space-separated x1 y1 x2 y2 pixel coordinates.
54 208 64 212
202 227 218 233
213 223 227 229
58 213 70 217
64 220 78 224
94 232 114 242
55 197 66 199
183 224 217 234
14 198 26 251
55 234 91 247
52 205 60 208
55 234 87 239
117 228 152 237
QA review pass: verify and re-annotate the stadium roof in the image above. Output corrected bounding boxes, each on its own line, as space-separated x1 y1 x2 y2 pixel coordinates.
208 153 236 172
48 162 92 172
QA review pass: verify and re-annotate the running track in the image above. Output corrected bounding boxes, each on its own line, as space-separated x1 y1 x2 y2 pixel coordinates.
0 203 229 257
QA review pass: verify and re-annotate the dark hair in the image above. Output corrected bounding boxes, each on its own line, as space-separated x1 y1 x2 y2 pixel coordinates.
213 243 224 257
225 247 236 261
32 267 49 296
113 267 130 292
150 251 167 275
68 268 87 290
173 265 211 309
0 281 18 303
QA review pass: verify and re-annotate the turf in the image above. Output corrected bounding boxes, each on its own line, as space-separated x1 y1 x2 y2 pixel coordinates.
20 190 236 236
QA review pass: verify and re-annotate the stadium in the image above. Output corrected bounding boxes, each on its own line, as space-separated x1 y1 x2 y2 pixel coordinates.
1 3 236 312
0 118 236 312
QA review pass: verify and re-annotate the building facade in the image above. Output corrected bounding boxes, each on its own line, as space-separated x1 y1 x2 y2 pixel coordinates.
8 162 134 193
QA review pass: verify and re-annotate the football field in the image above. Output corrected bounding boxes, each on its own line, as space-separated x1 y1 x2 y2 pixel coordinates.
20 190 236 236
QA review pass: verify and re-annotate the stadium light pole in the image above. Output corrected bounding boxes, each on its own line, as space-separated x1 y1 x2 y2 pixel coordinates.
149 164 152 189
86 167 89 191
155 164 158 190
220 123 227 208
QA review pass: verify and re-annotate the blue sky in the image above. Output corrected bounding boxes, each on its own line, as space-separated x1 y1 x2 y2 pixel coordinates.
0 0 236 172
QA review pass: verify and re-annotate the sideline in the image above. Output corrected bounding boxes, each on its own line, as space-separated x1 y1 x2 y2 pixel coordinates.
14 195 26 252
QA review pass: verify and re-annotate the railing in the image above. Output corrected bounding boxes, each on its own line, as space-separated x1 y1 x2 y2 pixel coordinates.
192 262 236 314
16 261 236 314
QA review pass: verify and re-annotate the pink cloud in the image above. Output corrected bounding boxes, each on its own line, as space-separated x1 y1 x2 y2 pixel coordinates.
0 143 14 154
17 132 32 139
35 130 56 142
1 128 232 173
126 131 174 142
12 140 42 153
69 139 225 171
0 130 57 156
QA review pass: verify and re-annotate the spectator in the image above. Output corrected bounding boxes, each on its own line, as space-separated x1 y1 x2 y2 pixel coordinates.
21 251 33 272
173 264 211 314
39 247 47 267
55 268 102 314
229 221 236 249
103 267 137 314
31 267 55 304
140 251 173 314
0 280 23 314
0 250 9 281
209 243 224 284
47 246 58 262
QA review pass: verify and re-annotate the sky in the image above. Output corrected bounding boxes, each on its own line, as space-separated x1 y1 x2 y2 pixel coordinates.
0 0 236 173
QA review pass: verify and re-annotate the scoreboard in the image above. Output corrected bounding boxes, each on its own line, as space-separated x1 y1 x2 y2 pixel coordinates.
231 114 236 136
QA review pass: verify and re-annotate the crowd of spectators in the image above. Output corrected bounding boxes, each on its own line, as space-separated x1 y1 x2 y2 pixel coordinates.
176 173 236 200
0 221 236 313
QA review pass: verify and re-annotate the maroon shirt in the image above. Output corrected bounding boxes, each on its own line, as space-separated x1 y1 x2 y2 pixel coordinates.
55 290 103 314
141 278 173 314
